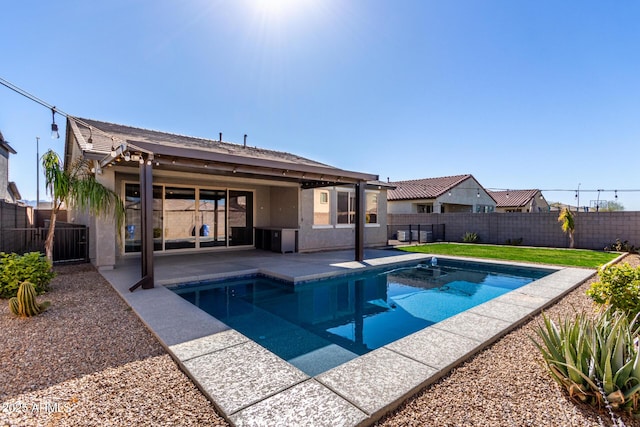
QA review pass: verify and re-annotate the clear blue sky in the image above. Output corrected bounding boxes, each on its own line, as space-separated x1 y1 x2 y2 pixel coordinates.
2 0 639 210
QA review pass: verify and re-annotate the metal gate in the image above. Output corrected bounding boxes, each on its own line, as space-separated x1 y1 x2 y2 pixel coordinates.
0 225 89 264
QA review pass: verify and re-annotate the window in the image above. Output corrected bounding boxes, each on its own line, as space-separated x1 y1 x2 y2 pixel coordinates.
366 192 378 224
313 189 331 225
476 205 495 213
416 204 433 213
337 191 355 224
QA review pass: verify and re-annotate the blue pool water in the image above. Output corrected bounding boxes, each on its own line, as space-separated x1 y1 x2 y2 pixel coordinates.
171 258 552 375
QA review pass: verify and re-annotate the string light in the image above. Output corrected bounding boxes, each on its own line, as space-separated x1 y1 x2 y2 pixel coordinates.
50 107 59 139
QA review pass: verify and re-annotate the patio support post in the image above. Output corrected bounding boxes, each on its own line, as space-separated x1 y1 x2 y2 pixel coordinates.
355 181 365 262
129 158 154 291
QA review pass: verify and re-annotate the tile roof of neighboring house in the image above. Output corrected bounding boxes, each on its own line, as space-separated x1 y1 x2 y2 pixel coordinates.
489 189 540 207
70 117 332 169
387 174 474 201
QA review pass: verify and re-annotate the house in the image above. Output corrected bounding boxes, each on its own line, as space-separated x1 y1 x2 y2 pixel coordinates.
387 174 496 214
0 130 21 203
488 189 549 213
63 117 391 284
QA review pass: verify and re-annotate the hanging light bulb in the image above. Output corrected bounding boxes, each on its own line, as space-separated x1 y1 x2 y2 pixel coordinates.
615 190 618 200
124 152 131 162
50 107 59 139
86 127 94 150
476 188 480 198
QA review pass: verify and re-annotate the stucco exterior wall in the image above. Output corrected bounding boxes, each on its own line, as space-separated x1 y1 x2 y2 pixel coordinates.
0 148 10 202
298 187 388 252
269 186 298 228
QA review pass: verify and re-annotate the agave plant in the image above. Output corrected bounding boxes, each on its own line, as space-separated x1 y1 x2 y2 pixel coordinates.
533 309 640 416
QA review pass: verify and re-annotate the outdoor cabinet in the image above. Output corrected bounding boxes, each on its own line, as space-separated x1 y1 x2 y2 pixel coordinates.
255 227 298 253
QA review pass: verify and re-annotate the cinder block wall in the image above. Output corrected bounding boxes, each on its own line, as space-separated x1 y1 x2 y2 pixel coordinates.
388 212 640 250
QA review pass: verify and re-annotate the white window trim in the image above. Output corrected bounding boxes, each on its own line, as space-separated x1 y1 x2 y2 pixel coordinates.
312 224 334 229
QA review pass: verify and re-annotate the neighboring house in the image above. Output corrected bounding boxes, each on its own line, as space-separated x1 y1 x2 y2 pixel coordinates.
387 174 496 214
489 189 549 213
63 117 391 274
0 130 21 203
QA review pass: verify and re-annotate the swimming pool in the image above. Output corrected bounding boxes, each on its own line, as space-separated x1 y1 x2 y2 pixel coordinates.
170 258 552 375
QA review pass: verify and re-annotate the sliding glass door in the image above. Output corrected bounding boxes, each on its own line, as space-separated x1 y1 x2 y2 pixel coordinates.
199 189 226 247
229 191 253 246
164 187 196 250
123 184 253 253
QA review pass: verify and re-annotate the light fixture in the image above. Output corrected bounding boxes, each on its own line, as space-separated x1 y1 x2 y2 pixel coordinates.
110 147 117 157
139 156 144 164
476 188 480 198
86 127 94 150
448 191 452 196
147 159 152 166
124 152 131 162
233 167 237 173
615 190 618 200
505 191 509 199
155 161 159 166
204 164 208 168
50 107 59 139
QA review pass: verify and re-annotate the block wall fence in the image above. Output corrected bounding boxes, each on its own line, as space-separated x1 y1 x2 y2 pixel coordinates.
388 211 640 250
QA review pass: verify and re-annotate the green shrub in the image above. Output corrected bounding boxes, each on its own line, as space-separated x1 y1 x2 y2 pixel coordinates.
462 232 479 243
604 239 638 254
0 252 55 299
532 309 640 416
587 263 640 319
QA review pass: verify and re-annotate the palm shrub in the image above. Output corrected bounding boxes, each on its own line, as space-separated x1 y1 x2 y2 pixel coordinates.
587 263 640 320
558 207 575 248
462 232 479 243
533 309 640 416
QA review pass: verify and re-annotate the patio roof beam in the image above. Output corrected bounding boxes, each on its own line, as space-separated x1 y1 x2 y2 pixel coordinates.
123 139 378 182
148 157 364 187
129 157 154 292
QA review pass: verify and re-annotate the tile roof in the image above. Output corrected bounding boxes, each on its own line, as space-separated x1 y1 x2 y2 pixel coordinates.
67 117 379 184
488 189 540 207
387 175 473 200
71 117 332 168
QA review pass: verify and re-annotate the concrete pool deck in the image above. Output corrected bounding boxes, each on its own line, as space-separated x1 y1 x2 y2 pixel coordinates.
99 249 596 426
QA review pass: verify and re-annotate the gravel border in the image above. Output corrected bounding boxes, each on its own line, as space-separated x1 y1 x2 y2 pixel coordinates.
1 256 638 426
0 264 227 427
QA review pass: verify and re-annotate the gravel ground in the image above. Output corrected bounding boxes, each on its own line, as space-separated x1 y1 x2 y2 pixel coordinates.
1 256 638 426
0 264 227 427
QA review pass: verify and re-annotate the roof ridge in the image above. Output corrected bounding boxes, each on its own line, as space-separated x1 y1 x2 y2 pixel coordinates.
389 174 471 185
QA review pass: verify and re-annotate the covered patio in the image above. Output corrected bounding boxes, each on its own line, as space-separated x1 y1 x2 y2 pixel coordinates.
64 117 390 291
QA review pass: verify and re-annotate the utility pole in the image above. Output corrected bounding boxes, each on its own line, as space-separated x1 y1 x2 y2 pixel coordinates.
36 136 40 209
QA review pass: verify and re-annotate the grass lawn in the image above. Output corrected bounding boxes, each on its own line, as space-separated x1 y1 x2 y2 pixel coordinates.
398 243 620 268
